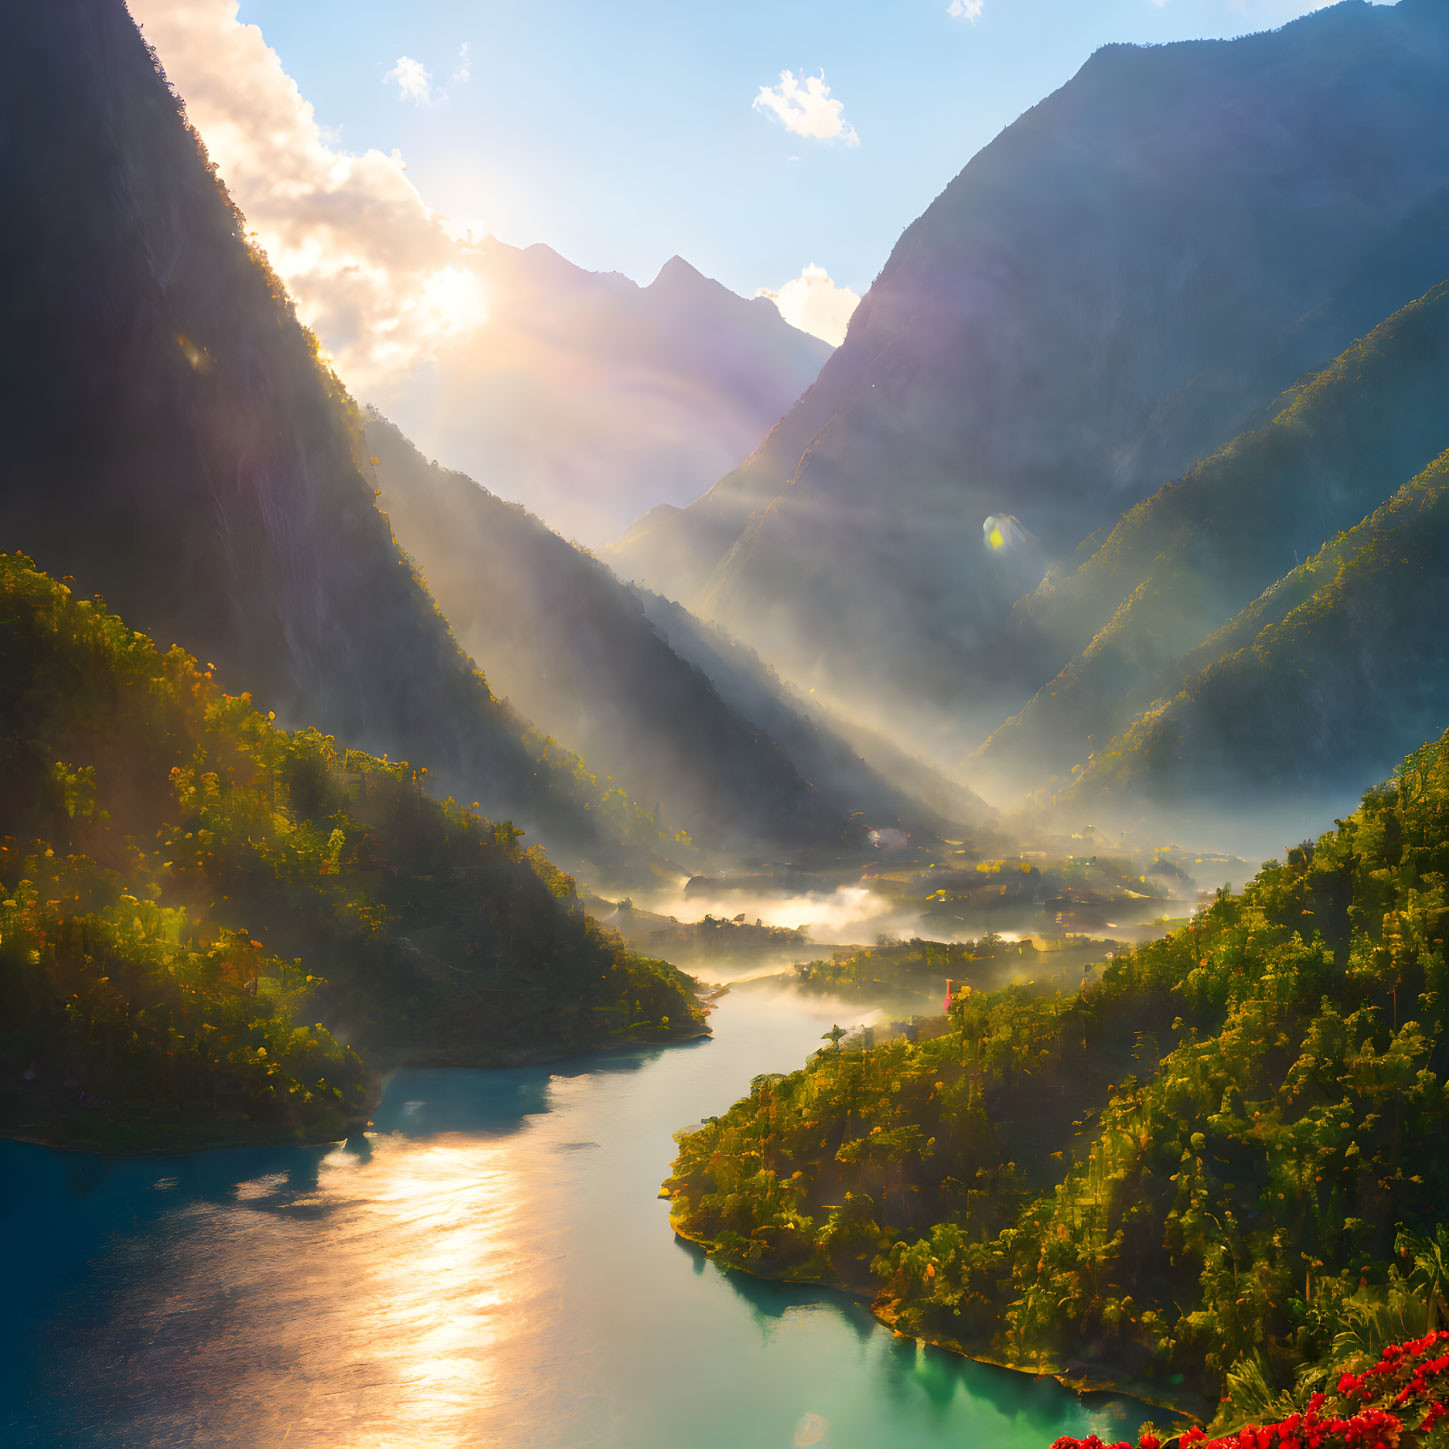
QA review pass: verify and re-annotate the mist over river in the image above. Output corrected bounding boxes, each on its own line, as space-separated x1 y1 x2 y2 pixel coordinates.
0 982 1149 1448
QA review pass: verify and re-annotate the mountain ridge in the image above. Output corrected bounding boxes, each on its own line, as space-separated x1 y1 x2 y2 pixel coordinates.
977 277 1449 795
365 412 985 858
0 0 668 883
612 0 1449 752
1056 444 1449 820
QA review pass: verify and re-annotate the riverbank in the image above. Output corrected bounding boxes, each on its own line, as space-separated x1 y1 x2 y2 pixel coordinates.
1 1013 715 1158
667 1203 1207 1429
371 1010 715 1071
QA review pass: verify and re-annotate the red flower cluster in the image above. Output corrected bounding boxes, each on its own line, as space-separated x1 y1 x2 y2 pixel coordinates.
1047 1437 1149 1449
1175 1401 1402 1449
1047 1434 1160 1449
1047 1335 1449 1449
1337 1333 1449 1411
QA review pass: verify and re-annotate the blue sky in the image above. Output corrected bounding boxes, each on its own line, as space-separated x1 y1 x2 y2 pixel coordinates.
232 0 1357 300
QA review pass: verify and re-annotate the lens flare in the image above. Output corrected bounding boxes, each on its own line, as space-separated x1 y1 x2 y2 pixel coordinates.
982 513 1029 552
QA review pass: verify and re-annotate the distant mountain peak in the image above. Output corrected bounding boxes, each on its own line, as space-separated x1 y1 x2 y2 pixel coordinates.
647 254 733 301
376 234 828 546
652 254 705 285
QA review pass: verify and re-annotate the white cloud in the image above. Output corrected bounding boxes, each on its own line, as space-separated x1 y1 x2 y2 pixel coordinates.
753 70 860 147
758 263 860 347
453 42 472 85
384 55 433 105
947 0 984 20
126 0 486 391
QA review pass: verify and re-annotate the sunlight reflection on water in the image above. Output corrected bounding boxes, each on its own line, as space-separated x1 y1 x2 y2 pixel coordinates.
3 986 1153 1449
93 1134 536 1446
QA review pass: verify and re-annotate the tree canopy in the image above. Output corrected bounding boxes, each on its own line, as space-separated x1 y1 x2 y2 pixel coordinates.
667 728 1449 1425
0 553 703 1150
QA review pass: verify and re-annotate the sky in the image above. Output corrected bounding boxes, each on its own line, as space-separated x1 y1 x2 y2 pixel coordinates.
220 0 1350 303
125 0 1369 403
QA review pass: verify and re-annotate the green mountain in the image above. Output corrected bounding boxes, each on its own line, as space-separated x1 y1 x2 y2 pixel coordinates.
611 0 1449 748
0 0 665 883
0 553 700 1151
1061 445 1449 817
365 414 983 858
978 280 1449 802
666 728 1449 1417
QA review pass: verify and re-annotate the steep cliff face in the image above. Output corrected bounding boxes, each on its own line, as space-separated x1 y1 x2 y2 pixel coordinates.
612 0 1449 747
0 0 660 879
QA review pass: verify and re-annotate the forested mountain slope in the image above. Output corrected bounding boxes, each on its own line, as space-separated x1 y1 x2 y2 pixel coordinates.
613 0 1449 745
366 414 961 856
0 554 699 1151
978 280 1449 793
0 0 664 882
668 727 1449 1418
1059 445 1449 817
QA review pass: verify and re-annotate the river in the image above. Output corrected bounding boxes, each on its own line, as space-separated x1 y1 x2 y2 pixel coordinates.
0 982 1149 1448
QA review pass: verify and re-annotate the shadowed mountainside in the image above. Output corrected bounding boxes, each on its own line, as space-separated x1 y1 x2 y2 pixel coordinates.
365 414 983 859
1057 443 1449 821
612 0 1449 751
978 279 1449 807
629 586 991 841
0 0 672 883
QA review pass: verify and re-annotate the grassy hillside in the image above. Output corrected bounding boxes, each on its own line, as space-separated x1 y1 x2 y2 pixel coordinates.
0 554 702 1151
667 727 1449 1419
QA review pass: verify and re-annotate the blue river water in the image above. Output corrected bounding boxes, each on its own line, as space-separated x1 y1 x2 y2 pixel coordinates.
0 983 1151 1448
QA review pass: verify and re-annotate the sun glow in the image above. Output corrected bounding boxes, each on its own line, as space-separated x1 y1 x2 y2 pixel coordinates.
417 265 491 338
